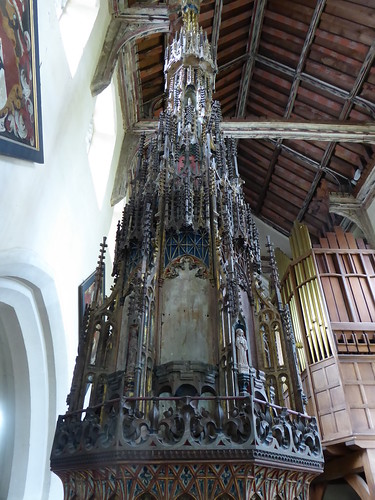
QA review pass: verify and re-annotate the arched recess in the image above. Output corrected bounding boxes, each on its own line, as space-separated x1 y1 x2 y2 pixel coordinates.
0 250 67 500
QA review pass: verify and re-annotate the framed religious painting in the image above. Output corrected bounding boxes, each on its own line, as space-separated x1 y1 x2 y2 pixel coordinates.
0 0 43 163
78 268 105 331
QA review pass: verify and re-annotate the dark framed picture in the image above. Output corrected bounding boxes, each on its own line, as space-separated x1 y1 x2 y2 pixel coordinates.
78 269 105 329
0 0 43 163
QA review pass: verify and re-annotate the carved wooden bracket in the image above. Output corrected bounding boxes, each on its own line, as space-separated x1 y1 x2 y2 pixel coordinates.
91 6 170 96
133 119 375 142
329 192 375 248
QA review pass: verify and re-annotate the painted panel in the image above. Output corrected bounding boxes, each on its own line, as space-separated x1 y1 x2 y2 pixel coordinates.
0 0 43 162
161 266 215 365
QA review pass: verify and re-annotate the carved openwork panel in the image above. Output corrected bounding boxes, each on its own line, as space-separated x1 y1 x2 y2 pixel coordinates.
164 229 209 270
253 288 296 408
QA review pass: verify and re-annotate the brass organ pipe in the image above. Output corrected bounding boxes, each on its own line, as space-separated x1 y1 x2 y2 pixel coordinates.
295 263 317 363
305 277 325 360
302 281 320 362
291 229 298 261
312 250 337 357
311 277 331 357
305 253 332 357
290 296 306 371
302 256 324 359
290 260 313 371
294 224 334 361
300 255 324 360
301 223 312 255
295 226 319 362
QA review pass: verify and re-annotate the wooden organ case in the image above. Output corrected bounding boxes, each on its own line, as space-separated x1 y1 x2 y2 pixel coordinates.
278 223 375 499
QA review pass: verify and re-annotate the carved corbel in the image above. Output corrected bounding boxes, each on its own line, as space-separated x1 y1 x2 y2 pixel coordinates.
91 6 170 96
329 193 375 248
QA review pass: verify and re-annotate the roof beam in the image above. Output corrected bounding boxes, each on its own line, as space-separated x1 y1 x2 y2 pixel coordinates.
256 0 326 212
219 53 247 72
284 0 326 119
235 0 267 117
255 146 279 213
91 5 170 96
255 54 375 117
133 119 375 142
315 451 363 482
269 140 351 185
297 39 375 221
210 0 223 64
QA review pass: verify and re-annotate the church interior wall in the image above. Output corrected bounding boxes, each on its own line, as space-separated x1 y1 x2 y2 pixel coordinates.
0 0 374 498
0 0 123 498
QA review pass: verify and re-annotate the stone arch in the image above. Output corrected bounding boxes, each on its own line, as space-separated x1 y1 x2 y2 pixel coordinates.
0 250 67 499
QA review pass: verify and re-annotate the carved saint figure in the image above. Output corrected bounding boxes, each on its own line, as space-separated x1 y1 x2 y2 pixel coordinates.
236 328 250 374
126 324 138 375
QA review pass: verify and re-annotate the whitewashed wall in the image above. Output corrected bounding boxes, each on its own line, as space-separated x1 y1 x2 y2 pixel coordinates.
0 0 123 498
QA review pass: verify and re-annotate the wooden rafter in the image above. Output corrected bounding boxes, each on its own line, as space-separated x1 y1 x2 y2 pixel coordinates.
255 54 375 118
235 0 267 118
91 6 170 96
284 0 326 119
297 40 375 222
102 0 375 238
256 0 326 212
255 146 279 213
133 119 375 143
315 451 363 482
210 0 223 65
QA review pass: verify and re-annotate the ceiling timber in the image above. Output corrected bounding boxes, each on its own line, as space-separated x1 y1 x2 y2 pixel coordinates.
98 0 375 242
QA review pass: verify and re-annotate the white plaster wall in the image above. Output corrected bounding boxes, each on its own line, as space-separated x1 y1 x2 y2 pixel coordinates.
0 0 123 498
254 215 292 258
